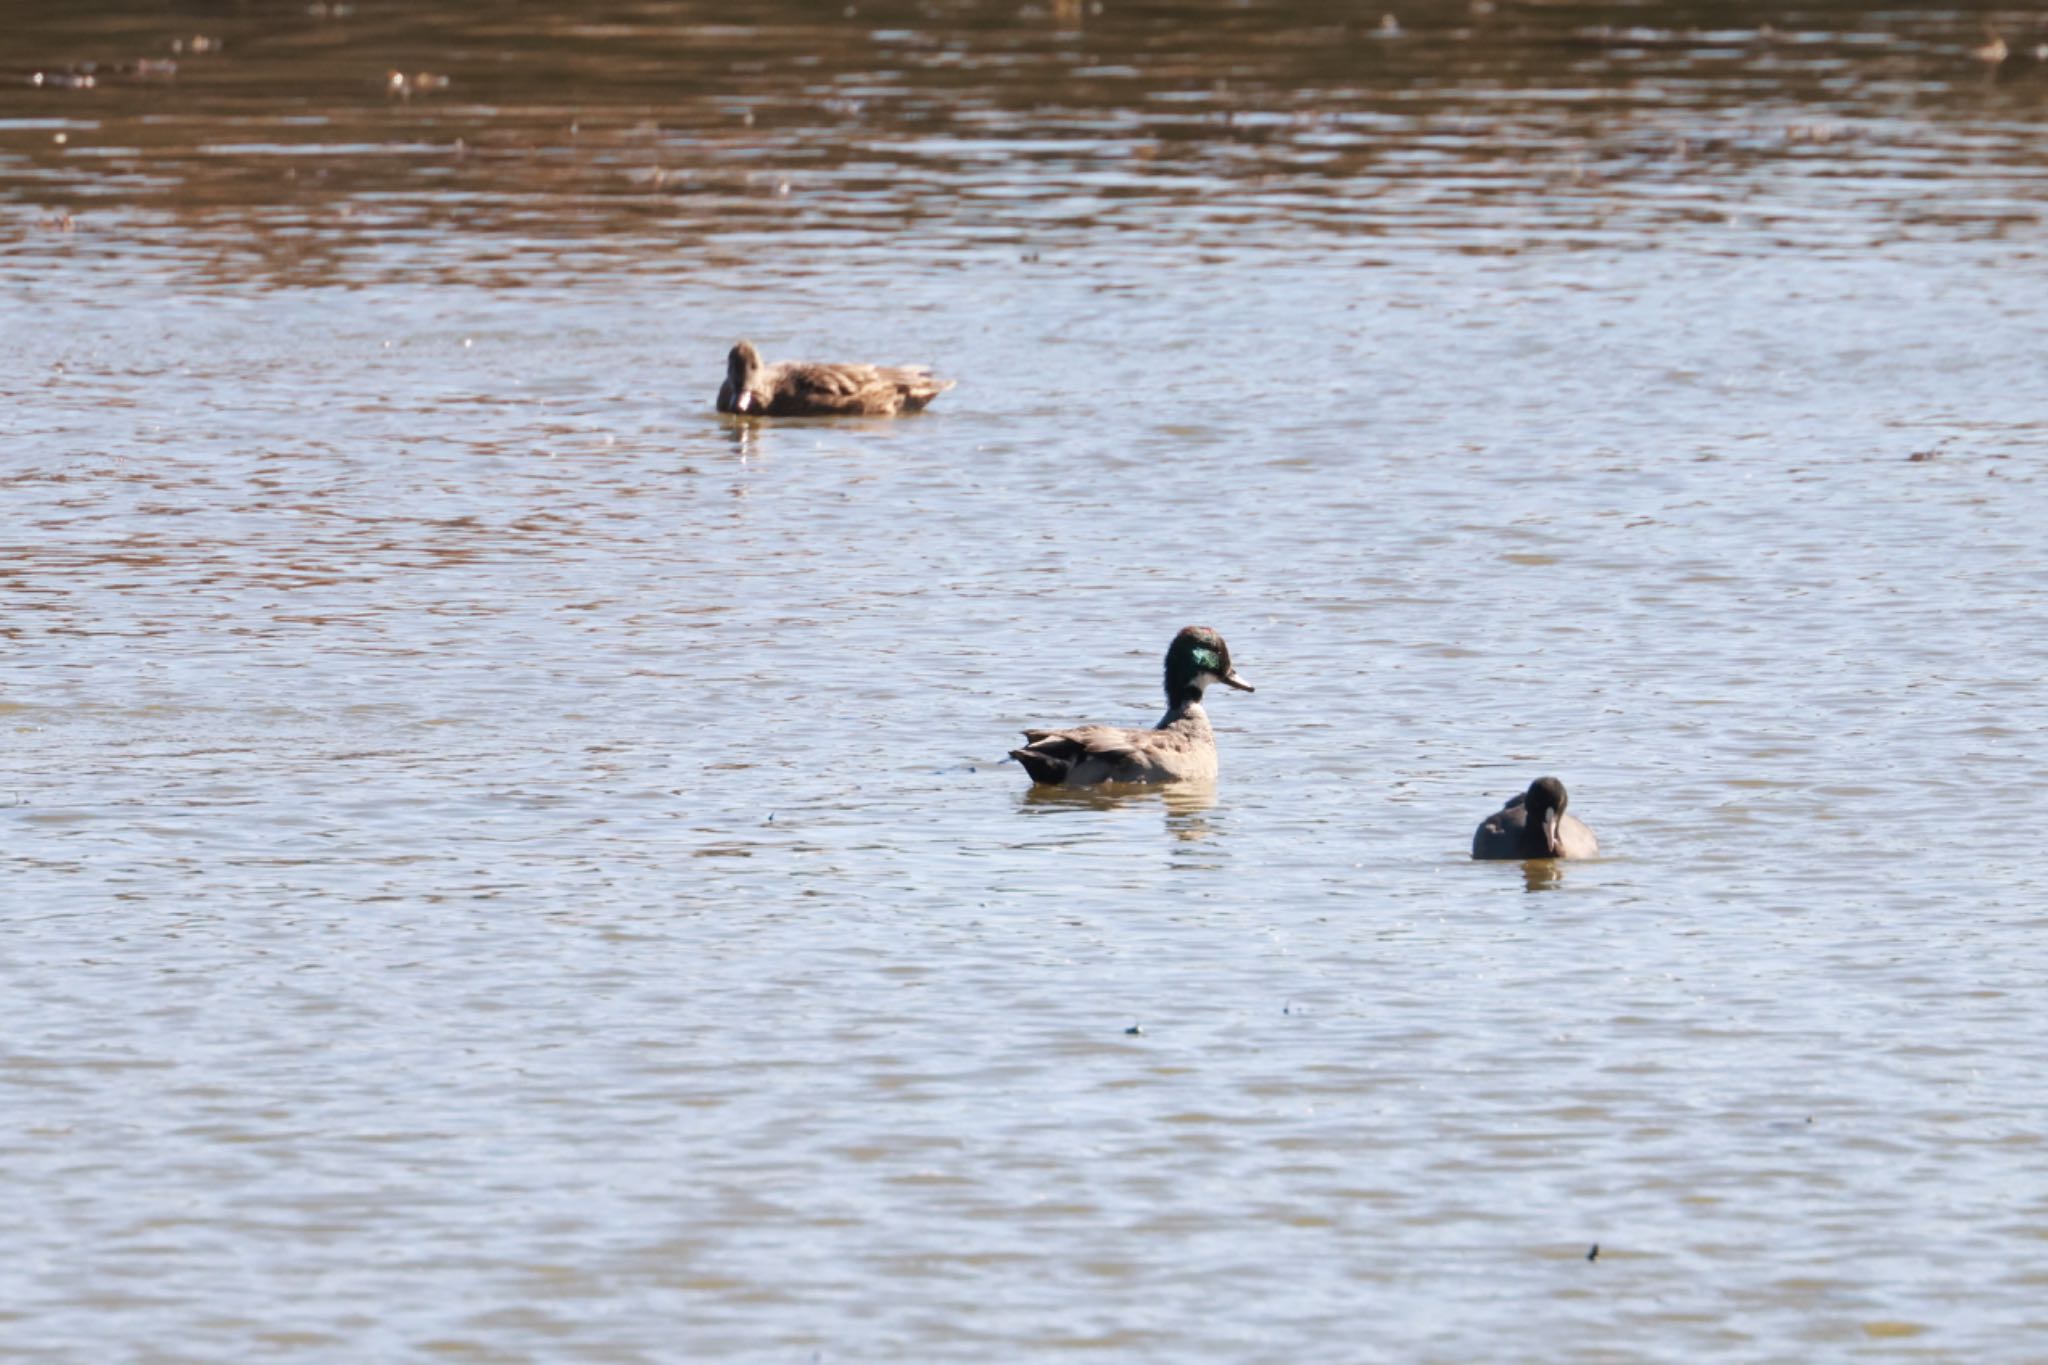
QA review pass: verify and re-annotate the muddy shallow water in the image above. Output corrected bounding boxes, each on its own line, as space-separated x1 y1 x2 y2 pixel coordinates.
5 2 2048 1359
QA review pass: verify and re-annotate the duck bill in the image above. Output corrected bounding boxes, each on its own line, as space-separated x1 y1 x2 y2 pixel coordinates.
1541 808 1562 857
733 390 755 413
1220 668 1254 693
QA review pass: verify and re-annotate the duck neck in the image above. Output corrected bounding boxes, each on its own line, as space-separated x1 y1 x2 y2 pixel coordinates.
1158 686 1210 730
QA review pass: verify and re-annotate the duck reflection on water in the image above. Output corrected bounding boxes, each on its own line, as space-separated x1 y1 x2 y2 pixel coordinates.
1019 778 1220 845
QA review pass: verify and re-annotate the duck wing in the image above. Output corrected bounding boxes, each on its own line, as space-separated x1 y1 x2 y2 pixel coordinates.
758 362 901 415
763 361 953 415
1472 798 1534 859
1011 725 1141 786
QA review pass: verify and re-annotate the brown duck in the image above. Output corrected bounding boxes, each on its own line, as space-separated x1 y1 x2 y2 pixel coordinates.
716 339 956 417
1010 627 1255 787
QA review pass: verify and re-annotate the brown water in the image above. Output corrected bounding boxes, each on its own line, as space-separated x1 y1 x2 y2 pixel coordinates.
6 2 2048 1359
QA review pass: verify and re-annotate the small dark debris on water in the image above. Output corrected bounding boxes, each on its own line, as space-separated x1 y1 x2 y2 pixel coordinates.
1587 1243 1599 1261
1124 1024 1143 1036
1908 437 1956 462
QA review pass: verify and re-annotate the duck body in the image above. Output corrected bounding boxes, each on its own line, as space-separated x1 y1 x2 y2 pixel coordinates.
1014 704 1222 787
1472 776 1599 860
717 339 954 417
1011 627 1254 788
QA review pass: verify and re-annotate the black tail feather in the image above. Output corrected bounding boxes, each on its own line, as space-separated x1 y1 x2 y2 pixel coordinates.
1010 746 1068 786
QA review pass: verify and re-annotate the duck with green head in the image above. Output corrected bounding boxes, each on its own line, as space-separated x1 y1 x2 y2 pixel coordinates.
1471 776 1600 860
1010 626 1255 787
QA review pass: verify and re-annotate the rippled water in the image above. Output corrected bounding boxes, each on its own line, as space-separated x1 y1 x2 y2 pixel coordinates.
6 1 2048 1359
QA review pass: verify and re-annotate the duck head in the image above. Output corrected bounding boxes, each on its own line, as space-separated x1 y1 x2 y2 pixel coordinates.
726 340 765 413
1164 626 1253 707
1524 776 1570 856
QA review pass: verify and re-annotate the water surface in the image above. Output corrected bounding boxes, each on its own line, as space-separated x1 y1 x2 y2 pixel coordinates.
5 1 2048 1359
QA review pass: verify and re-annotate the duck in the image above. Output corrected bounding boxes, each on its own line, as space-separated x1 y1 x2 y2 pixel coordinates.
1010 626 1254 787
1471 776 1600 860
716 339 955 417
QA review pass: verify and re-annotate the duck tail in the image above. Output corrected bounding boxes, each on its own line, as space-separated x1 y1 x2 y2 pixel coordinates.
898 373 956 411
1010 744 1067 786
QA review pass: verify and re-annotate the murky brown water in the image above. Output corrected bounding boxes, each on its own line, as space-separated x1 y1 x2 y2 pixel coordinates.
6 1 2048 1359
